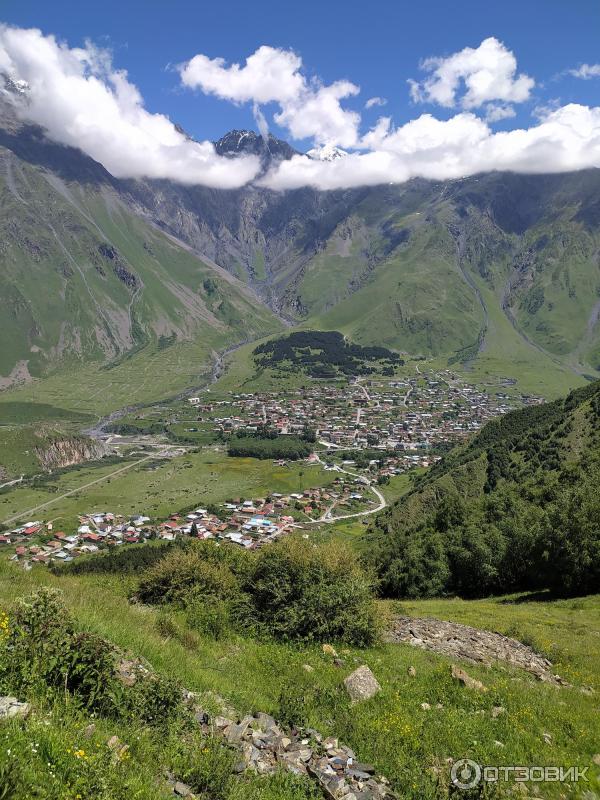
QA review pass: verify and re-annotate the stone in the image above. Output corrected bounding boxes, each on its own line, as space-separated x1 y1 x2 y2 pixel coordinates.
407 666 416 677
322 644 338 658
420 702 431 711
491 705 505 718
386 616 564 685
303 664 315 673
83 723 96 738
344 665 381 704
107 735 121 750
451 664 487 692
592 754 600 766
173 781 193 797
0 696 31 720
543 732 552 745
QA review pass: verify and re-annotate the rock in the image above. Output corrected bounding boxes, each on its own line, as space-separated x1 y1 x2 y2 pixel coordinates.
0 696 31 719
344 665 381 704
323 644 338 658
174 781 193 797
494 740 505 748
83 723 96 738
107 735 121 750
491 705 505 718
420 702 431 711
543 732 552 745
407 666 416 677
435 703 444 710
451 664 487 692
592 754 600 766
386 616 565 685
303 664 315 673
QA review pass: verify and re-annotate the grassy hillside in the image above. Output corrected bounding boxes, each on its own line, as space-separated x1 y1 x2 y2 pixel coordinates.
0 147 281 403
367 380 600 598
0 556 598 799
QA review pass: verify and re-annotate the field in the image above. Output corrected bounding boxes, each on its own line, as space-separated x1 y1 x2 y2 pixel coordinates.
0 447 337 529
0 556 597 799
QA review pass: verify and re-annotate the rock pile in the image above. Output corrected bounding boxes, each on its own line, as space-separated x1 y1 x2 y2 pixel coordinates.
180 702 396 800
385 616 567 685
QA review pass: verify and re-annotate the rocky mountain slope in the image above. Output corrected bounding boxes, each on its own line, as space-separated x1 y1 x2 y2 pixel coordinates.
0 108 282 389
3 99 600 389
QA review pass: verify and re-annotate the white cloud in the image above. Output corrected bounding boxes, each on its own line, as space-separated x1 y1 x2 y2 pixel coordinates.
274 80 361 147
261 104 600 190
179 45 304 104
3 27 600 194
569 63 600 80
409 37 534 109
0 25 260 188
179 45 362 147
484 103 516 122
365 96 387 109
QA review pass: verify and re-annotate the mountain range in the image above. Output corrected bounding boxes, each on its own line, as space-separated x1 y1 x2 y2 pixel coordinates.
2 100 600 397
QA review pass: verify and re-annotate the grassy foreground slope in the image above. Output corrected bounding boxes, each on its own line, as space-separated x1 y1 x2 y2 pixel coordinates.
0 556 598 799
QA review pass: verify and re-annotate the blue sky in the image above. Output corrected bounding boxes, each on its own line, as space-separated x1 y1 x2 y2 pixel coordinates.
1 1 600 190
2 0 600 145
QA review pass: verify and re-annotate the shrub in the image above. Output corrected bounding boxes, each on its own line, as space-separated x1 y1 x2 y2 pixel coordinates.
136 539 378 646
0 589 116 712
244 538 378 646
137 542 244 606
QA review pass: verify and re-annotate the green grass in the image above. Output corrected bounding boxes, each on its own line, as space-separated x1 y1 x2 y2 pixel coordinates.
0 447 336 529
0 559 597 799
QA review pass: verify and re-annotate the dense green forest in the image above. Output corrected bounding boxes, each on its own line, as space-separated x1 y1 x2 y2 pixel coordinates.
227 435 312 460
366 381 600 599
253 331 403 378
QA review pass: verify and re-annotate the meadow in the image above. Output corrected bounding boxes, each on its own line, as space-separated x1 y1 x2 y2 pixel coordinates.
0 556 597 799
0 447 336 529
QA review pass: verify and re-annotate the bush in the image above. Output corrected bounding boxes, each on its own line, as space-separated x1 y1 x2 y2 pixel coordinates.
137 542 244 606
0 589 116 712
242 538 378 646
136 539 378 646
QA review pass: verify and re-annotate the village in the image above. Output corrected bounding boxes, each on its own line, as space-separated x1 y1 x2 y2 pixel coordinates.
0 469 382 567
0 368 543 568
187 368 543 473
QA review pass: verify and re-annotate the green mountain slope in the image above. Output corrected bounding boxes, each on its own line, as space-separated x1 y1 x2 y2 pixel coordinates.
0 136 281 403
367 380 600 598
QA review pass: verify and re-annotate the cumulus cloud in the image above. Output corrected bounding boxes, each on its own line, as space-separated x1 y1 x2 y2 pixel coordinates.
3 26 600 194
569 63 600 80
0 25 260 187
484 103 516 122
179 45 362 147
261 104 600 190
365 96 387 109
274 80 361 147
179 45 304 104
409 37 534 109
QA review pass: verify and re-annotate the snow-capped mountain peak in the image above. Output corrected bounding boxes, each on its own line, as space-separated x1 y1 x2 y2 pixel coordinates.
306 144 349 162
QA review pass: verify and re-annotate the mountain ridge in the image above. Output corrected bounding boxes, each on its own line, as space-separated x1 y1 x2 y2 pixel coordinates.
2 107 600 395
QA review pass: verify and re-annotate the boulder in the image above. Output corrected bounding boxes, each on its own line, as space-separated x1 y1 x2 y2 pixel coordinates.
0 696 30 719
343 665 381 704
451 664 487 692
